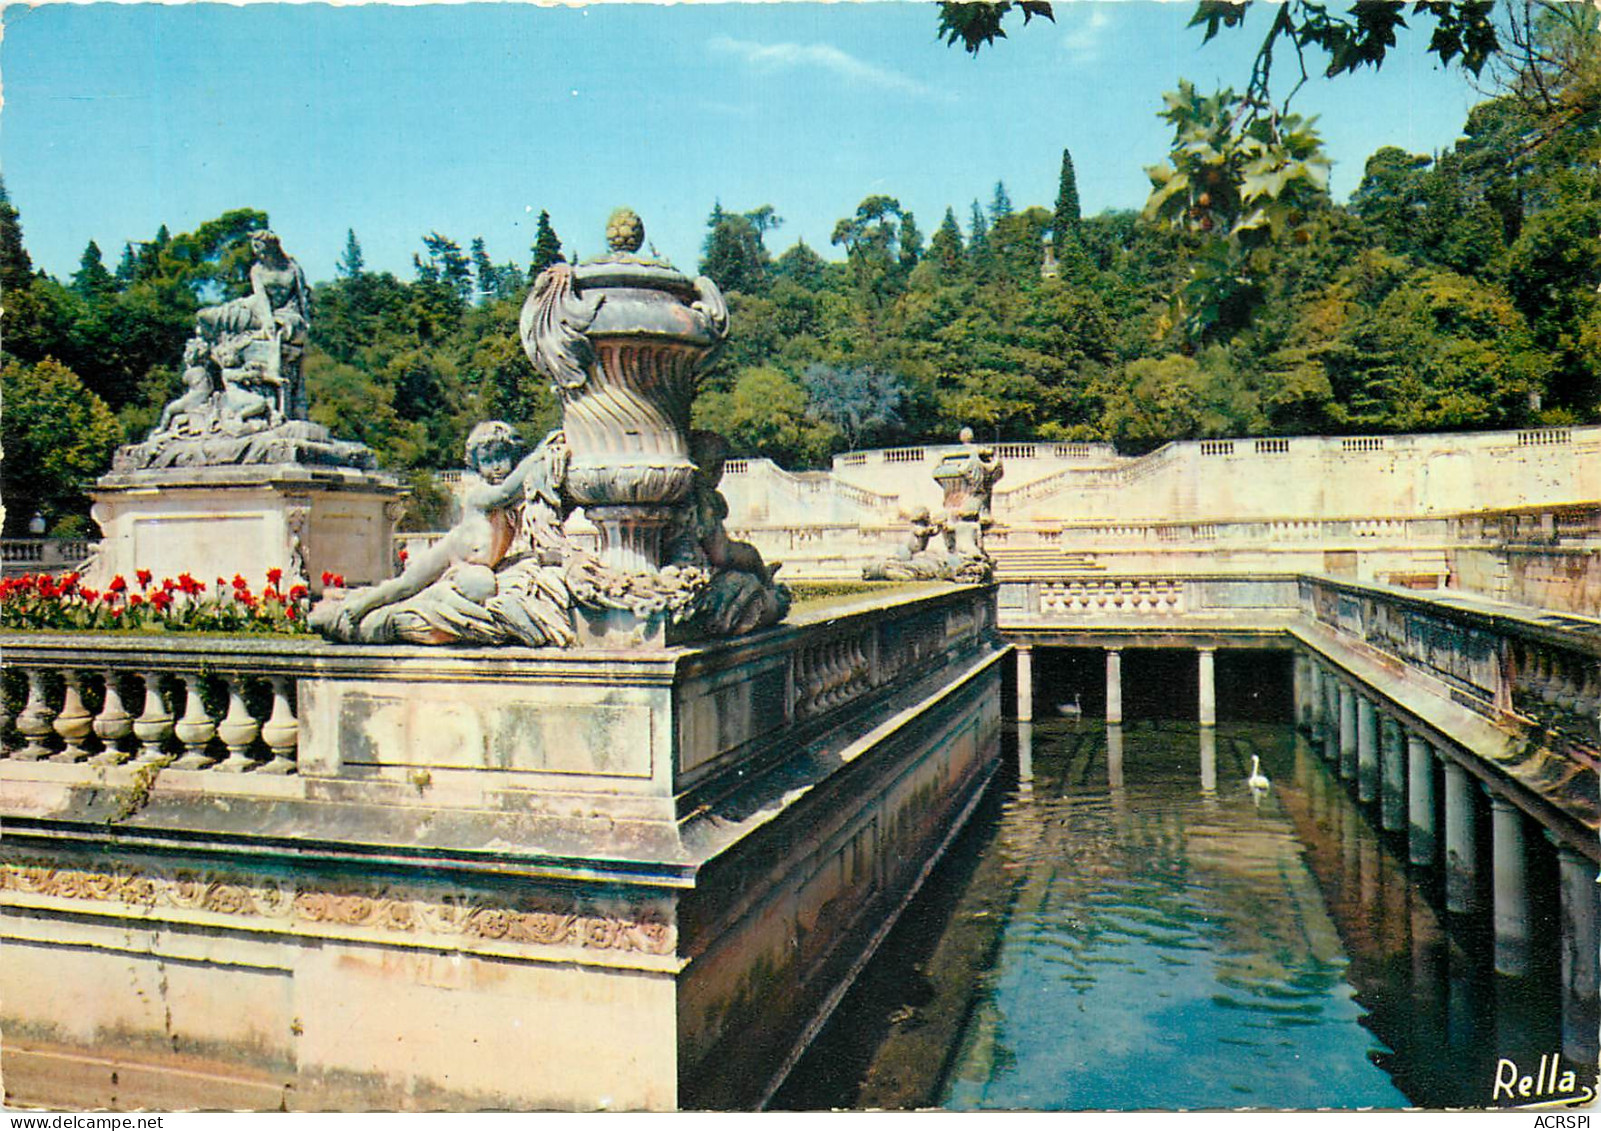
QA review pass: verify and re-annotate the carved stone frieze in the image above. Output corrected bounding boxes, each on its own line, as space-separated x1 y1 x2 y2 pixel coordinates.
0 857 676 957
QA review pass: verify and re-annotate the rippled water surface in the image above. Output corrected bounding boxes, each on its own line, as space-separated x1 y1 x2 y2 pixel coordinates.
776 717 1584 1112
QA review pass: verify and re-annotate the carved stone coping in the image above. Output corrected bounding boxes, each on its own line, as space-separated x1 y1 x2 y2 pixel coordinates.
1 584 1002 863
1302 574 1601 660
94 463 405 496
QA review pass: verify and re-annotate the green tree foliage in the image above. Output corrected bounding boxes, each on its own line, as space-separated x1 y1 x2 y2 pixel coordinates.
529 210 565 277
72 240 115 298
1052 148 1087 272
338 229 366 279
1 357 121 535
701 204 772 294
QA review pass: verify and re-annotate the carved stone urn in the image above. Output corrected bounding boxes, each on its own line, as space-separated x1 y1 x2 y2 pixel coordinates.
520 209 728 575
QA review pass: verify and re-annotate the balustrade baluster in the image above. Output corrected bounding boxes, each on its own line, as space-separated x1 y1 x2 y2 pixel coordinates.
258 678 300 775
215 680 263 773
15 670 57 761
131 672 175 764
171 674 219 769
50 672 94 763
91 672 135 765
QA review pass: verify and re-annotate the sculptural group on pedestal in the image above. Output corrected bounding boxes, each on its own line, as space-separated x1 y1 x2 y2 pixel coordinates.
114 230 372 472
312 210 790 650
864 428 1003 584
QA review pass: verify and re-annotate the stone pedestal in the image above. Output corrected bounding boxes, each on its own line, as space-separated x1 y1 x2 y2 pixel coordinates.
88 465 404 596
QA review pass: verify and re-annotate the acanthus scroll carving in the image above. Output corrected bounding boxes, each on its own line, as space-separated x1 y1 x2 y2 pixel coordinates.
519 262 603 392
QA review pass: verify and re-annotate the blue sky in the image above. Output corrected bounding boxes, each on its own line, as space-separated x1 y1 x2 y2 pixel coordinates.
1 2 1481 284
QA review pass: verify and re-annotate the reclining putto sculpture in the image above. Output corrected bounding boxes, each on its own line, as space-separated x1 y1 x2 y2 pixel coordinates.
114 229 373 471
313 210 789 649
864 427 1003 584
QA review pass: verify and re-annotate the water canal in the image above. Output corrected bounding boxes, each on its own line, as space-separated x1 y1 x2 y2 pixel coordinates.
775 702 1593 1111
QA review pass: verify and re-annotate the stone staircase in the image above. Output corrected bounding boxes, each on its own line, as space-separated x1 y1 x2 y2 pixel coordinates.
990 546 1105 580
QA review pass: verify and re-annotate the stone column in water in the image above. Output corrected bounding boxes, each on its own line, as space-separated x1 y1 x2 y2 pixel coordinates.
1199 726 1217 794
1442 759 1480 914
1407 735 1437 866
1198 646 1217 727
1380 715 1406 832
1294 653 1311 730
1307 661 1324 740
1105 647 1123 725
1322 670 1340 764
1338 683 1357 780
1549 836 1600 1064
1015 645 1034 723
1486 791 1530 977
1357 695 1380 804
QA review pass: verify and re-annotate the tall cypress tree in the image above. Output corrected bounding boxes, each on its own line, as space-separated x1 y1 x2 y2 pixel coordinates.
968 199 993 276
930 207 965 275
990 181 1014 223
529 210 564 276
1052 148 1082 262
337 228 366 279
72 240 115 297
470 236 497 303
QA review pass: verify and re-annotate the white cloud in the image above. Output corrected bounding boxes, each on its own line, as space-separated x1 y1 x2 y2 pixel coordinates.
708 35 947 101
1062 6 1114 64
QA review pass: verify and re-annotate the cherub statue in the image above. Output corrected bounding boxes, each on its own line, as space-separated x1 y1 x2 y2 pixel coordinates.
312 422 574 646
863 506 957 581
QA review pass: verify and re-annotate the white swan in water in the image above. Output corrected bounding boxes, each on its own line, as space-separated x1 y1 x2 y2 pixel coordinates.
1057 695 1083 718
1247 755 1270 792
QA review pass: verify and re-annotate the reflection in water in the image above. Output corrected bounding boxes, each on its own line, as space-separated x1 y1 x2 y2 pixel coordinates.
779 718 1590 1112
942 721 1406 1110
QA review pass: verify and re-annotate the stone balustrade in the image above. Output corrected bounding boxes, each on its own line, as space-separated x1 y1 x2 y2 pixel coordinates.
1 538 94 579
1 638 304 774
999 574 1302 631
1301 575 1601 753
1 583 996 807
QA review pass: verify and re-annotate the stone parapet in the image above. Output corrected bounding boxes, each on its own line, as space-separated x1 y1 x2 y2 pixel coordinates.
0 584 1005 1110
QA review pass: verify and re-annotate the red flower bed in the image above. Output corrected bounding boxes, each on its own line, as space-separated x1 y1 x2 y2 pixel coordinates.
0 569 313 635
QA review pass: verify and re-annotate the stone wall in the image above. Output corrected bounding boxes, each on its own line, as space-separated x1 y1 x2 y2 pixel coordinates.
0 584 1004 1111
718 426 1600 528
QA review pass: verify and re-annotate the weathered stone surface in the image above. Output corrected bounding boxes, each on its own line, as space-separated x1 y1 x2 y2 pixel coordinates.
0 585 1004 1111
865 429 1002 584
111 232 375 475
86 464 403 595
314 216 786 650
